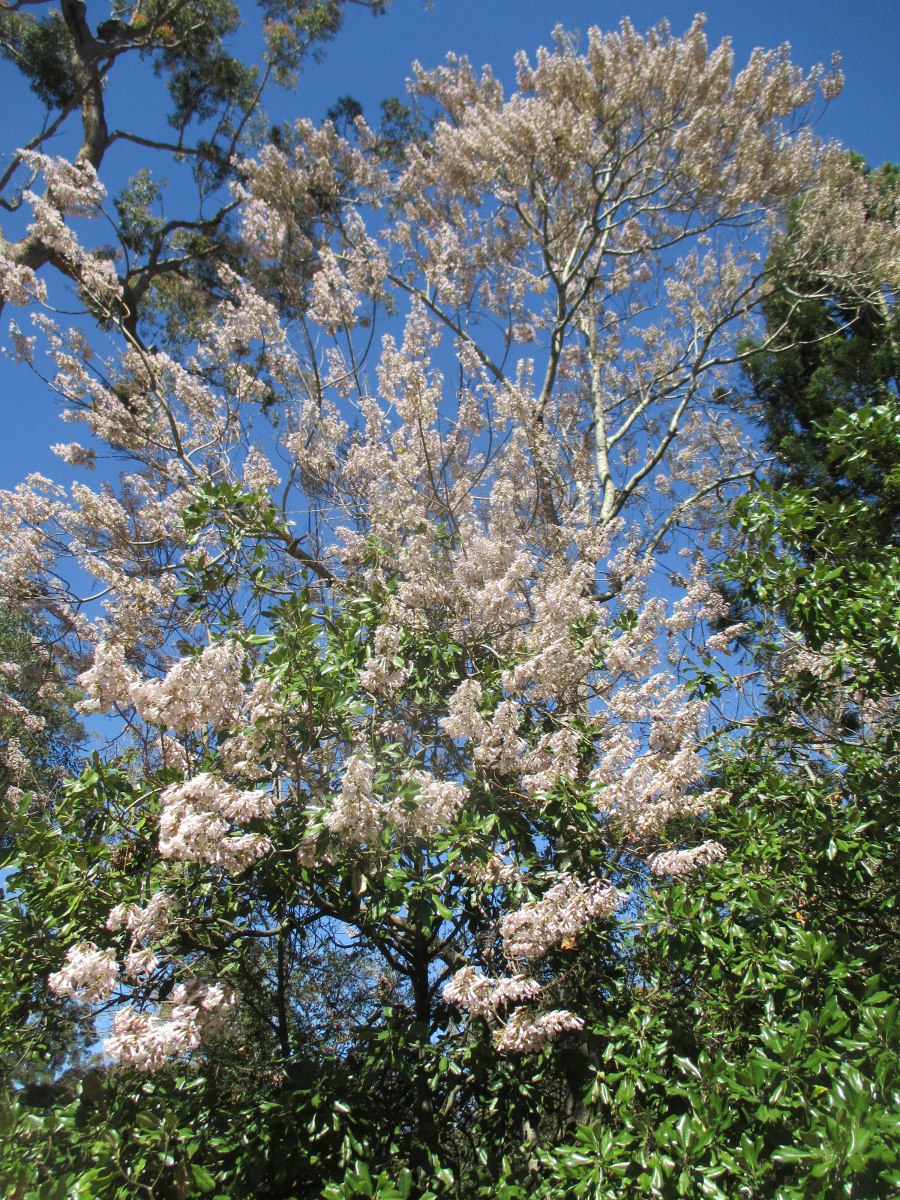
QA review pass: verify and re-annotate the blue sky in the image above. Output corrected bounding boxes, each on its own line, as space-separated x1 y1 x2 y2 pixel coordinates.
0 0 898 491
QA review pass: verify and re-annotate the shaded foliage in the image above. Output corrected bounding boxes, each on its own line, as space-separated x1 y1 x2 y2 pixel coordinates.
744 159 900 534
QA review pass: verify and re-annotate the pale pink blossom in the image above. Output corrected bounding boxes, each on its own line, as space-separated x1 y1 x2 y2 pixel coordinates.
648 840 727 878
494 1007 585 1053
106 892 173 944
0 691 46 733
443 966 541 1019
123 948 159 979
51 442 97 469
76 642 139 715
501 877 622 962
325 755 469 843
104 982 237 1070
131 641 245 733
243 445 281 492
20 152 106 214
358 624 409 695
159 774 274 872
3 737 30 781
48 943 119 1004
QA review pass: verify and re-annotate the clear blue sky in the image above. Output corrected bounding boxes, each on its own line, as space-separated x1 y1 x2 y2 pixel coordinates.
1 0 898 491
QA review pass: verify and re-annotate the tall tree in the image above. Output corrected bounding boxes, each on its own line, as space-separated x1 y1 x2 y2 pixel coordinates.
0 16 897 1197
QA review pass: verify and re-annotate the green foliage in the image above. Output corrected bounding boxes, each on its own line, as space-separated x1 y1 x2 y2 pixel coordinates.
0 757 145 1089
0 614 86 1085
527 761 900 1197
0 9 77 109
528 224 900 1198
114 170 166 256
0 613 82 803
531 751 900 1199
0 558 609 1196
729 392 900 697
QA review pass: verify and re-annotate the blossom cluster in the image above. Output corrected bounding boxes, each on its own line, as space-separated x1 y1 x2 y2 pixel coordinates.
48 943 119 1004
648 840 727 878
104 982 237 1071
442 966 541 1019
358 624 410 695
105 891 174 978
441 966 584 1056
159 773 275 872
494 1008 585 1054
500 876 623 962
76 641 139 715
441 682 526 776
0 690 46 734
324 755 469 844
132 642 245 734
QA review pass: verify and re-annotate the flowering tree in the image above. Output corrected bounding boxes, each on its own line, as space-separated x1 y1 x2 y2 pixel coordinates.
2 14 898 1193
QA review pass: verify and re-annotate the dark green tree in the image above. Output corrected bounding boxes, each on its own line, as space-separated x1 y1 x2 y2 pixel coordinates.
744 158 900 532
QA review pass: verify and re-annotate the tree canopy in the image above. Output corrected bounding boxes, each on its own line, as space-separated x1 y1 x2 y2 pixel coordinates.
0 10 898 1198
